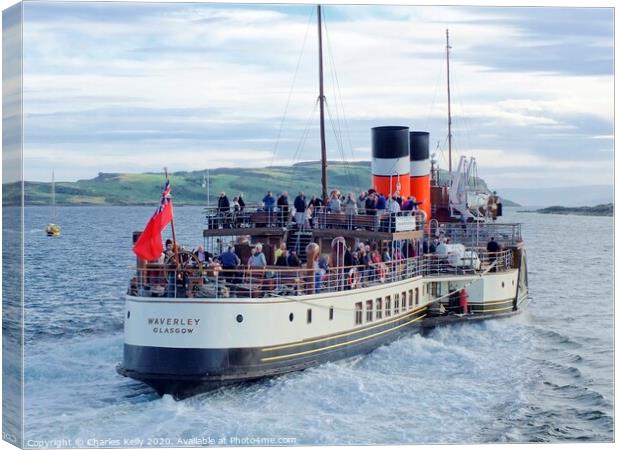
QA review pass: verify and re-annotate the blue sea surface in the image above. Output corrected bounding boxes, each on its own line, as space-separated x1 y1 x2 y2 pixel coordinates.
20 206 613 445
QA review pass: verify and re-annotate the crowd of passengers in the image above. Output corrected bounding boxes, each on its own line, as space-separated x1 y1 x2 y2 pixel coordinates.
213 189 421 228
139 222 505 296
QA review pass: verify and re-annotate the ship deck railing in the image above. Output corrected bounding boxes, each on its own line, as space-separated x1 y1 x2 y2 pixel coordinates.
128 249 514 299
203 204 426 234
431 222 522 246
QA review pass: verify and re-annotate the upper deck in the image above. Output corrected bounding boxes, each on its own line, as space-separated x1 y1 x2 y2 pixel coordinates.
130 202 524 300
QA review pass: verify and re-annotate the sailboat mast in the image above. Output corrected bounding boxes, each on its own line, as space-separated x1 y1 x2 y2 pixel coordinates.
52 169 56 221
446 29 453 176
318 4 328 204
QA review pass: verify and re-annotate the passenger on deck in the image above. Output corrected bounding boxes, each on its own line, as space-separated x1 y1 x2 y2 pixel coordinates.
402 196 414 211
232 196 241 212
262 191 276 212
248 243 267 268
294 192 307 228
394 192 403 207
217 192 230 213
344 247 354 266
351 250 361 267
309 195 324 209
487 237 500 253
429 238 438 254
344 192 358 216
274 242 287 264
193 245 210 264
382 247 392 262
220 245 241 283
307 203 315 228
328 191 342 213
277 192 290 227
276 249 289 266
164 239 174 258
237 194 246 211
370 248 385 281
376 193 387 214
365 191 377 215
287 249 302 267
387 195 401 214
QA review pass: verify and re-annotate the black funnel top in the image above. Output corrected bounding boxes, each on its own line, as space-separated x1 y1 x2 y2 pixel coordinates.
372 126 410 159
409 131 429 161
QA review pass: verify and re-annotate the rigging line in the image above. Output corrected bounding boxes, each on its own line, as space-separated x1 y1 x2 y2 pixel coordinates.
269 7 315 169
453 67 474 158
291 98 320 181
423 51 445 133
322 25 353 190
324 99 350 189
322 14 363 192
325 99 356 190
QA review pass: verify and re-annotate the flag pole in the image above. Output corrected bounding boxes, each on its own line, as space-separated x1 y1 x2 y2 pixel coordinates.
164 167 179 267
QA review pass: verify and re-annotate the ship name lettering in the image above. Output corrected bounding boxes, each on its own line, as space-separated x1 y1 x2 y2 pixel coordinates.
147 317 201 326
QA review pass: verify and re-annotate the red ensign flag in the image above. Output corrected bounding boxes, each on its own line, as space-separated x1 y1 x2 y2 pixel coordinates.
133 179 173 261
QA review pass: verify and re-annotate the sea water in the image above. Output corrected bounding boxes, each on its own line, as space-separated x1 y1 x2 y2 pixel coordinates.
17 206 613 445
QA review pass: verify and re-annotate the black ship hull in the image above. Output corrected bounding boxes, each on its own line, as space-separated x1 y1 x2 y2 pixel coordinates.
117 289 529 400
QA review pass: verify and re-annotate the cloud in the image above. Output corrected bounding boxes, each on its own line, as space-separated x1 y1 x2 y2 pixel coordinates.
12 2 614 189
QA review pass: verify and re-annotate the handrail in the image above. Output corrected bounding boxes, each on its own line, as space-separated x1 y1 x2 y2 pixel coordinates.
204 203 425 233
127 249 514 299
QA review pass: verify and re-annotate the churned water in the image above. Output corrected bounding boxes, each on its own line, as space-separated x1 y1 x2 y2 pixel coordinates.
18 206 613 445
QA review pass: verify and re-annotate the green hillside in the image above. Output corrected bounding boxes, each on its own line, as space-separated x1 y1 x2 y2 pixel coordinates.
3 161 517 206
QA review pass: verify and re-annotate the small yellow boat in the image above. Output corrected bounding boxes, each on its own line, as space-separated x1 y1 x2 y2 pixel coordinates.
46 223 61 236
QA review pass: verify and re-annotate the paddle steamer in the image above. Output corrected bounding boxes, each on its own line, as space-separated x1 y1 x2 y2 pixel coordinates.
117 7 529 399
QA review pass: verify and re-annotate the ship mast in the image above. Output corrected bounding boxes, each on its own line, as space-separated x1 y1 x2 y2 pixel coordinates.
446 29 453 176
318 4 328 204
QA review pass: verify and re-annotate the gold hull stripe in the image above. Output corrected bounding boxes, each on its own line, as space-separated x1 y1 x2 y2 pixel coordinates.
473 304 514 313
469 298 513 306
260 314 427 363
262 305 427 352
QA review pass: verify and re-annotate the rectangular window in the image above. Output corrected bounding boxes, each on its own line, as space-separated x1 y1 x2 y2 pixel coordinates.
307 308 312 324
402 291 407 310
366 300 373 322
408 289 413 308
394 294 400 315
329 306 334 320
355 302 363 325
385 296 391 317
375 298 382 320
415 288 419 306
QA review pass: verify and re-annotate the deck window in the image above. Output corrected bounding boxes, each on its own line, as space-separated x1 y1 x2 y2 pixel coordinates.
355 302 363 325
366 300 373 322
394 294 400 315
408 290 413 307
329 306 334 320
415 288 419 306
307 309 312 324
385 296 391 317
375 298 382 320
402 291 407 310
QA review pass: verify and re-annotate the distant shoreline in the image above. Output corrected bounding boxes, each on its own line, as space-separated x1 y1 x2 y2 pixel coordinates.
518 204 613 217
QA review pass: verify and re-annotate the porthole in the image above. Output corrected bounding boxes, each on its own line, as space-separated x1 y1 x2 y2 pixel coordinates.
127 310 130 319
289 313 294 322
236 314 243 323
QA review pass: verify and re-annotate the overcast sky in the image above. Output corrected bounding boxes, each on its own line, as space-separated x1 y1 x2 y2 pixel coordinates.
14 2 614 188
